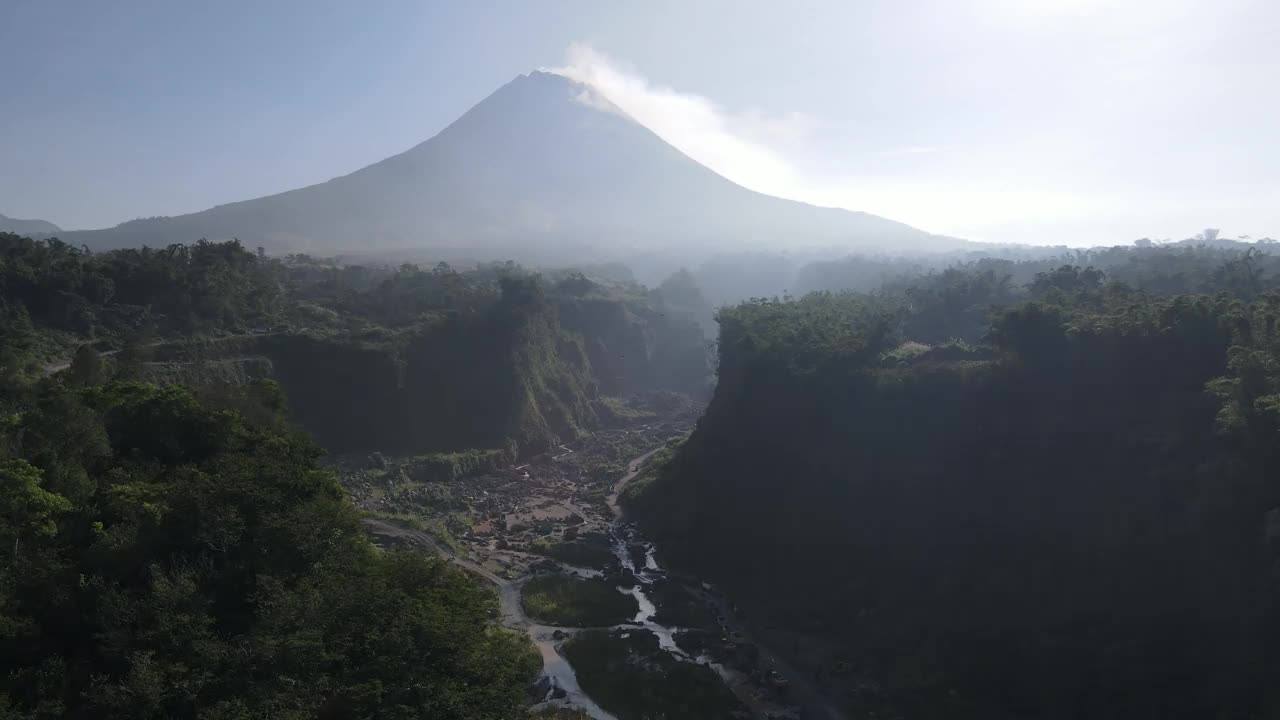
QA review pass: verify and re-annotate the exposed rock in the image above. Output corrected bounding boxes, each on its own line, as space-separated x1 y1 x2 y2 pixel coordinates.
529 675 553 701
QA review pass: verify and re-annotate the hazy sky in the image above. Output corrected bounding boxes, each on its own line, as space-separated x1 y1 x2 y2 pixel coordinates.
2 0 1277 245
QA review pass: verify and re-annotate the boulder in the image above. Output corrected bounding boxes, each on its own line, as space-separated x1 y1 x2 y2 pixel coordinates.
528 675 553 701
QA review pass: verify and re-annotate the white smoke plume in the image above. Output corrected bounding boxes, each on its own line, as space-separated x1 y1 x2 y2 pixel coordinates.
549 43 813 200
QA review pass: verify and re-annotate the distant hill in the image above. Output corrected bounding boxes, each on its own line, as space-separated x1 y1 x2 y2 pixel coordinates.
0 213 60 235
63 71 965 259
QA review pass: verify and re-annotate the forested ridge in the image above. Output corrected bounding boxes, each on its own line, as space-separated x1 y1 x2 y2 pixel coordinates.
0 233 283 387
628 247 1280 718
1 232 712 456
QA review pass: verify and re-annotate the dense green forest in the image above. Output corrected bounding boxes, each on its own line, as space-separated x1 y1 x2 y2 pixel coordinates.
795 240 1280 300
0 380 539 718
679 235 1280 307
628 247 1280 718
0 233 283 391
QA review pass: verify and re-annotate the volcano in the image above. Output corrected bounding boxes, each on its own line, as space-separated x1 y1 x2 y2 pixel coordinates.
63 71 961 259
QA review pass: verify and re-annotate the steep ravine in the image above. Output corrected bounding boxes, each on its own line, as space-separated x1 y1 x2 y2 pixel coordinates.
366 443 839 720
143 292 711 459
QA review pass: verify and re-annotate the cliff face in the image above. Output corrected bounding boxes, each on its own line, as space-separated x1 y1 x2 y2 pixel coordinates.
622 293 1280 718
132 281 709 457
394 290 600 456
188 292 709 457
556 296 711 399
258 294 597 456
254 335 410 452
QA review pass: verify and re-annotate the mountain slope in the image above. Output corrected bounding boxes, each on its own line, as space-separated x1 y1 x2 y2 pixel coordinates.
0 213 60 234
63 72 961 257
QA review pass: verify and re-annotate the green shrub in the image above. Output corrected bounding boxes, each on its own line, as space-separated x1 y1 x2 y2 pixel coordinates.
563 630 743 719
521 575 638 626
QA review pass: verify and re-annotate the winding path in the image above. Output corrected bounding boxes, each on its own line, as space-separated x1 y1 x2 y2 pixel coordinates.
606 445 667 518
363 518 525 625
41 332 282 377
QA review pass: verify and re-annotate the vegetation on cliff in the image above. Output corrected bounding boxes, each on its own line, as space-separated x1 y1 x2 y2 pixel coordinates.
1 233 283 390
264 261 711 456
628 246 1280 718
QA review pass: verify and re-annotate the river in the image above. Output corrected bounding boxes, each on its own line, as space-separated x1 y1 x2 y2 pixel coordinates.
531 527 695 719
530 446 707 718
368 444 844 720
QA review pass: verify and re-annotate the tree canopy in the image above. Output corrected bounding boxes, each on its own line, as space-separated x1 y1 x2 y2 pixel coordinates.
630 259 1280 719
0 381 539 719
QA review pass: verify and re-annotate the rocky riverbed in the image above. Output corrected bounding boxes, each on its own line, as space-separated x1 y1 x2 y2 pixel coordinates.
349 418 813 719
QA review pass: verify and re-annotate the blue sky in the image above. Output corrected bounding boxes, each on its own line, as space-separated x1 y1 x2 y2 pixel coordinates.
3 0 1278 245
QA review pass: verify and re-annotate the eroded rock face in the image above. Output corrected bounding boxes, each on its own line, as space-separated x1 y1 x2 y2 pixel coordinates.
529 675 553 702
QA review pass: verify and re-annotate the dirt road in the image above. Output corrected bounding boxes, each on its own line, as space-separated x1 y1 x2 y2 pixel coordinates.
362 518 526 627
606 445 667 518
42 348 120 376
42 332 281 377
